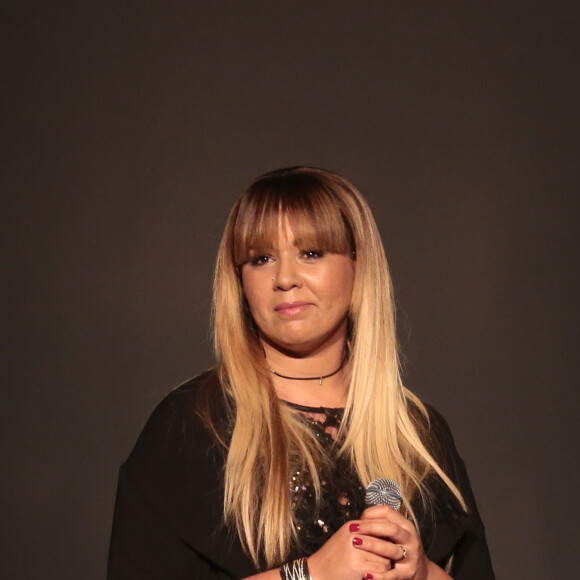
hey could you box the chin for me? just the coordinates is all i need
[275,337,331,356]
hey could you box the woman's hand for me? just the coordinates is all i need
[306,517,394,580]
[246,506,450,580]
[307,506,450,580]
[351,506,451,580]
[355,505,429,579]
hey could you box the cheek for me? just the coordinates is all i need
[241,271,268,314]
[316,267,355,307]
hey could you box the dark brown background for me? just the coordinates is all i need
[3,2,579,578]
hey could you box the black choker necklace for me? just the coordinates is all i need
[268,360,345,386]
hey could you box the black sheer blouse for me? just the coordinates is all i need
[108,371,495,579]
[283,402,366,557]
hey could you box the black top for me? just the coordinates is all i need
[108,371,495,579]
[282,401,367,558]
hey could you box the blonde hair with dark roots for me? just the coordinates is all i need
[212,167,466,569]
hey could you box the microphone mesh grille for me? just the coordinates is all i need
[365,478,403,510]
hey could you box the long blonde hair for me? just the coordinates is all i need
[212,167,466,568]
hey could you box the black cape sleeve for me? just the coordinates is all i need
[107,371,257,579]
[416,405,496,580]
[109,373,495,579]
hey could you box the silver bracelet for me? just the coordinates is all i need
[279,557,312,580]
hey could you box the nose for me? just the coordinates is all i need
[273,257,302,290]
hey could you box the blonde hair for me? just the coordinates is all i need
[212,167,466,568]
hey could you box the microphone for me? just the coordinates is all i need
[365,478,403,510]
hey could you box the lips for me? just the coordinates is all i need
[274,301,312,315]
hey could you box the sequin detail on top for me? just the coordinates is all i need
[284,401,366,557]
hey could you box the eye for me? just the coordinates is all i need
[249,254,273,266]
[302,250,324,260]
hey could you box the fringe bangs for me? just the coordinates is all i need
[232,173,355,266]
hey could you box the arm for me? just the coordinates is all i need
[244,507,448,580]
[108,462,230,580]
[242,572,281,580]
[108,378,256,579]
[421,406,496,580]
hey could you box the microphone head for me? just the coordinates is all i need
[365,478,403,510]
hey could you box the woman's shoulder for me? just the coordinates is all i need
[410,402,495,577]
[407,399,460,465]
[148,368,226,421]
[126,369,229,465]
[422,403,458,454]
[409,400,483,518]
[113,370,255,577]
[152,367,223,408]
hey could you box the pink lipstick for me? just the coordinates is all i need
[274,301,312,315]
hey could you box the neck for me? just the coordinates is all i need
[261,338,348,408]
[268,358,344,384]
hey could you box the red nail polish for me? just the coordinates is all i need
[349,523,360,532]
[352,537,363,546]
[365,574,374,580]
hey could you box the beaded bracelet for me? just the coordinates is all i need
[279,557,313,580]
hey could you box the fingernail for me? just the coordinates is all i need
[352,537,363,546]
[349,523,360,532]
[365,574,374,580]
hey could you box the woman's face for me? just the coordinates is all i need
[240,221,355,356]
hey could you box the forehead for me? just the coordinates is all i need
[231,174,355,264]
[246,216,309,249]
[234,208,351,264]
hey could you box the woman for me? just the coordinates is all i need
[108,167,495,580]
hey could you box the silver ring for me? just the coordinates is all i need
[399,545,407,560]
